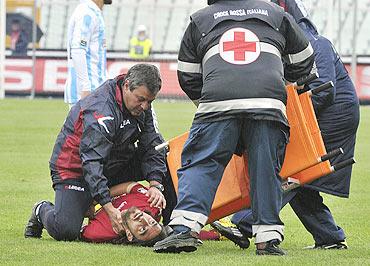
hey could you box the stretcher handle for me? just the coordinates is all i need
[309,81,334,95]
[155,141,169,152]
[319,148,344,162]
[298,81,333,95]
[331,158,356,172]
[297,86,312,95]
[296,72,319,87]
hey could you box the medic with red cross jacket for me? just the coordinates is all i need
[154,0,314,255]
[24,64,167,242]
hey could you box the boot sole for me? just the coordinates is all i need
[211,222,250,249]
[154,239,198,253]
[256,249,286,256]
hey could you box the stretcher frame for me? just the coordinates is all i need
[161,81,354,223]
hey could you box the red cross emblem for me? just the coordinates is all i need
[219,28,260,65]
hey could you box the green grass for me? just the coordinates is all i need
[0,98,369,265]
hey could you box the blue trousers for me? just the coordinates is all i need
[169,118,288,243]
[232,187,346,245]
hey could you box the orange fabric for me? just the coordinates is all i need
[166,132,250,223]
[280,84,320,177]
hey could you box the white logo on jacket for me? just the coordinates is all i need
[120,119,131,128]
[97,116,114,133]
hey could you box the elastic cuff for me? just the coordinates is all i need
[146,174,163,184]
[253,225,284,244]
[169,210,208,233]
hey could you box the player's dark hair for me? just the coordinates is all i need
[130,225,168,247]
[125,64,162,95]
[108,225,168,247]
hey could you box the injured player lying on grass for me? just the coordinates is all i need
[80,181,169,246]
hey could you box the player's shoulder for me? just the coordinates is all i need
[71,2,101,21]
[83,96,114,118]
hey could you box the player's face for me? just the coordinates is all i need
[123,207,162,241]
[123,81,156,116]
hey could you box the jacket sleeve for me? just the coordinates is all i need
[80,108,116,206]
[177,20,203,103]
[137,107,167,184]
[305,37,337,114]
[280,14,315,82]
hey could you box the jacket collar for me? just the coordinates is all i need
[81,0,102,13]
[114,74,126,112]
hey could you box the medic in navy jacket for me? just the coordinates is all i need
[49,73,166,207]
[25,64,166,241]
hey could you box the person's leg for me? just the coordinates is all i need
[38,183,93,241]
[162,166,178,226]
[243,119,288,255]
[154,120,240,252]
[289,187,346,248]
[230,209,253,238]
[231,190,297,239]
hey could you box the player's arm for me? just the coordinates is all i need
[70,12,96,98]
[109,182,139,197]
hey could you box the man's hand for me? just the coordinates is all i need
[146,183,166,209]
[102,202,124,235]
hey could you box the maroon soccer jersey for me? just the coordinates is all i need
[81,184,161,242]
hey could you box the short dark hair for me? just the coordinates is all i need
[125,64,162,95]
[109,225,168,247]
[130,225,168,247]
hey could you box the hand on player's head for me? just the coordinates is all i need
[121,207,162,243]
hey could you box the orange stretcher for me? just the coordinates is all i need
[161,78,354,223]
[166,132,251,222]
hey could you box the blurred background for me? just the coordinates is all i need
[0,0,369,101]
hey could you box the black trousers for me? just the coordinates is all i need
[39,183,92,241]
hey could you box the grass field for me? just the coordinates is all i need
[0,98,369,265]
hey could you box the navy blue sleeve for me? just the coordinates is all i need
[137,107,167,184]
[80,108,116,206]
[177,21,203,101]
[280,14,315,82]
[306,36,336,114]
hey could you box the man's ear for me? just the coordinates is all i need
[123,79,130,92]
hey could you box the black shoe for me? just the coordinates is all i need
[211,221,250,249]
[305,240,348,250]
[256,239,287,256]
[153,231,199,253]
[24,201,48,238]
